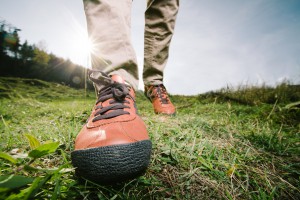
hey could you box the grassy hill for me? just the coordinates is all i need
[0,77,299,199]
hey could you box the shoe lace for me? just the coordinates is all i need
[151,85,170,104]
[87,70,133,122]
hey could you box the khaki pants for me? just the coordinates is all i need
[83,0,179,91]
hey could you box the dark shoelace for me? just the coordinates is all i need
[87,70,133,122]
[149,85,170,104]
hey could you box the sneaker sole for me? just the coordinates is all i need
[71,140,152,184]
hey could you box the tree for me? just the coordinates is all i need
[20,40,34,63]
[0,22,9,57]
[10,29,21,58]
[2,28,21,58]
[32,46,50,67]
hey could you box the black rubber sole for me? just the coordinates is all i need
[71,140,152,184]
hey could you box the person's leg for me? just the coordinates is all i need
[84,0,139,91]
[71,0,151,184]
[143,0,179,115]
[143,0,179,85]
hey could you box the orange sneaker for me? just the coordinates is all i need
[144,84,176,115]
[71,74,152,183]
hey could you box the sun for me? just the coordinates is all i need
[69,34,95,68]
[87,38,94,53]
[73,35,109,68]
[66,24,96,68]
[63,11,97,68]
[82,37,96,56]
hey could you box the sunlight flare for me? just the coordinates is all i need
[63,9,95,68]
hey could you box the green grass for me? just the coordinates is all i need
[0,77,299,199]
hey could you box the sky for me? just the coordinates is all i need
[0,0,300,95]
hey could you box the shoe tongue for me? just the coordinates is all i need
[111,74,125,84]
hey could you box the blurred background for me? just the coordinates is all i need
[0,0,299,94]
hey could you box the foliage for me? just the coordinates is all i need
[0,133,70,200]
[19,41,34,64]
[0,77,299,199]
[0,20,91,89]
[199,82,300,106]
[0,21,20,58]
[32,47,50,67]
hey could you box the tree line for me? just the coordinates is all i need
[0,20,91,89]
